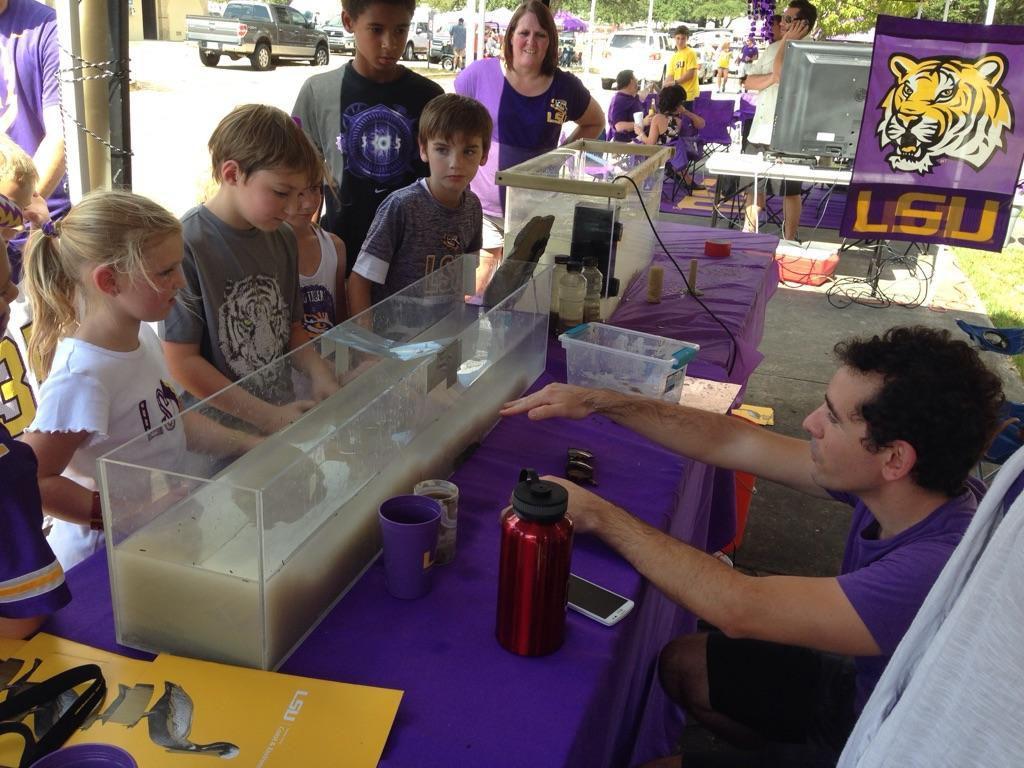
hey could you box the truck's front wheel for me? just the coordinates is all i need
[251,42,272,71]
[312,43,329,66]
[403,41,415,61]
[199,49,221,67]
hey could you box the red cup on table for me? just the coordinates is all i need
[704,239,732,257]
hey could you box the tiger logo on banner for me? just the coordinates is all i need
[877,53,1014,174]
[841,15,1024,252]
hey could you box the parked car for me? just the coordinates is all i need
[320,15,354,54]
[403,20,431,60]
[597,30,673,90]
[186,1,330,71]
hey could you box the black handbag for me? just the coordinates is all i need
[0,663,105,768]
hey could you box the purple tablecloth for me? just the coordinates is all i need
[43,223,778,768]
[610,224,779,386]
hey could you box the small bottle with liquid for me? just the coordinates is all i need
[557,261,587,333]
[581,256,603,324]
[549,255,570,333]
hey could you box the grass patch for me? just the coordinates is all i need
[953,242,1024,379]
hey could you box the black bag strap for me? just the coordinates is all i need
[0,663,106,768]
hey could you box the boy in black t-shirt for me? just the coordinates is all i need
[292,0,443,275]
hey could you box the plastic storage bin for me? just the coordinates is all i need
[559,322,699,400]
[99,255,551,670]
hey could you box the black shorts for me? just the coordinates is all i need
[685,633,858,768]
[741,142,803,197]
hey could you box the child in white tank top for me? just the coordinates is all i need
[288,180,348,337]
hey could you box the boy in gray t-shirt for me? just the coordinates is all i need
[161,105,339,434]
[349,94,493,313]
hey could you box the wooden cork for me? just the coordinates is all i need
[646,266,664,303]
[687,259,703,296]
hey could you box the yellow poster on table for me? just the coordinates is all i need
[0,637,26,662]
[0,634,402,768]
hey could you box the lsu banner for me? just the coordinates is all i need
[840,15,1024,251]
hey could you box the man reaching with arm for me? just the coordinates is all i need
[501,325,1004,767]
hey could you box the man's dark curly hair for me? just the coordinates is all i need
[834,326,1004,496]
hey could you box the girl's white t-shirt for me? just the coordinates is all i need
[28,324,186,570]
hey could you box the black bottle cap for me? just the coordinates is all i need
[512,469,568,522]
[582,255,598,267]
[554,254,571,264]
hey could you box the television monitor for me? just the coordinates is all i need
[770,41,873,159]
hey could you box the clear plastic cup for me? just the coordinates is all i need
[414,479,459,565]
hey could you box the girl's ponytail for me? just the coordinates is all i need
[23,226,77,381]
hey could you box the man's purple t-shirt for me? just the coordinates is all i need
[0,423,71,619]
[608,91,642,143]
[0,0,70,277]
[455,58,590,218]
[832,478,982,712]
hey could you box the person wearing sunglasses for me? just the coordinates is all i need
[739,0,816,243]
[501,325,1004,767]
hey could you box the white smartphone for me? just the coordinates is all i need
[567,574,635,626]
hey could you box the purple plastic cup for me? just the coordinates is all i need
[30,744,138,768]
[379,494,442,599]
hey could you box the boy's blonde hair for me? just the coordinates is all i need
[22,189,181,381]
[418,94,493,158]
[209,104,323,184]
[0,135,39,200]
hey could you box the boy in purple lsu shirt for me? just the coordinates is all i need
[501,326,1004,767]
[0,226,70,638]
[0,0,69,281]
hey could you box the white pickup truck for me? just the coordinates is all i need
[186,1,330,71]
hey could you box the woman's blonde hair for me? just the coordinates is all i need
[22,189,181,381]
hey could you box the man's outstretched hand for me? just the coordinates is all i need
[500,383,600,422]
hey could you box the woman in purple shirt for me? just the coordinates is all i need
[455,0,604,258]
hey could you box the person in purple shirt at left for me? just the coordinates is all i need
[454,0,604,264]
[0,0,69,282]
[608,70,644,143]
[0,214,70,639]
[503,326,1005,767]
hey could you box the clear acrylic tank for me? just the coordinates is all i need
[496,139,670,317]
[99,256,551,670]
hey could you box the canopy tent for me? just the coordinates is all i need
[486,7,516,30]
[554,10,588,31]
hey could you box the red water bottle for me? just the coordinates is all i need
[496,469,574,656]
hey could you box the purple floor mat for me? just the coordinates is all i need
[660,175,848,231]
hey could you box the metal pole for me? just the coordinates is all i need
[81,0,111,189]
[477,0,486,66]
[942,0,951,21]
[985,0,996,24]
[108,0,132,188]
[587,0,596,72]
[646,0,654,40]
[54,0,89,200]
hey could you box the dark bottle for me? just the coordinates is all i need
[549,254,571,332]
[496,469,574,656]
